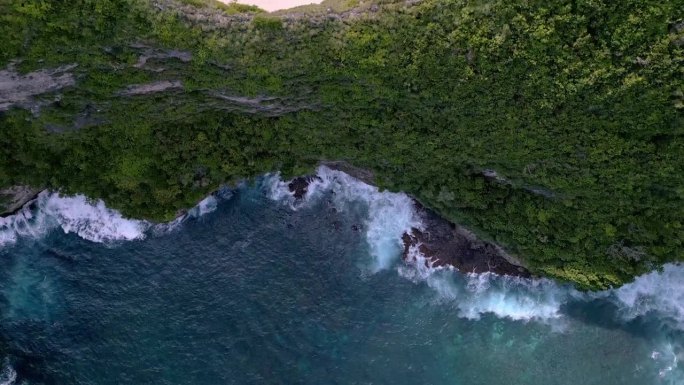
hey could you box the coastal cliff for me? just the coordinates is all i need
[1,0,682,289]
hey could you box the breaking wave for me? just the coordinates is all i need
[266,166,422,271]
[3,169,682,337]
[612,264,684,330]
[0,192,149,247]
[398,249,575,322]
[268,167,684,335]
[0,189,230,248]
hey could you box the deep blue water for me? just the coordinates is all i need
[0,168,682,384]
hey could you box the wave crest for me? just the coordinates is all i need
[0,192,149,247]
[612,264,684,330]
[267,166,423,271]
[399,250,572,322]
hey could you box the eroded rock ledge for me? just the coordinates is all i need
[402,202,529,277]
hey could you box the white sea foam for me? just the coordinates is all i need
[611,264,684,330]
[152,190,232,235]
[398,251,572,322]
[0,187,236,247]
[0,360,16,385]
[270,167,572,322]
[267,166,422,271]
[188,195,219,218]
[265,172,296,205]
[400,246,684,328]
[268,166,684,328]
[0,191,149,247]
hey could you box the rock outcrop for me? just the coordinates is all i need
[402,201,529,277]
[287,175,322,199]
[0,186,42,216]
[0,63,77,114]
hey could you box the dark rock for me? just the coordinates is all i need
[287,175,322,199]
[284,165,530,277]
[402,201,530,277]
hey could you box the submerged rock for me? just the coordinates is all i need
[402,201,530,277]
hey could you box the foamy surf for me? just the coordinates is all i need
[0,360,16,385]
[269,167,571,323]
[151,190,232,235]
[0,192,149,247]
[268,167,684,331]
[266,165,423,271]
[611,263,684,330]
[0,188,235,248]
[401,244,684,332]
[399,251,573,322]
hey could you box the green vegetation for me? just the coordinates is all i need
[0,0,682,289]
[178,0,264,14]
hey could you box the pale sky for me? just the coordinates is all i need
[226,0,324,12]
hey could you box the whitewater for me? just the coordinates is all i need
[0,166,682,384]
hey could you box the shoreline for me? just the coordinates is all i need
[1,163,529,279]
[287,163,531,279]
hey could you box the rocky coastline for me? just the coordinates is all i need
[2,164,528,279]
[287,166,530,278]
[401,201,530,277]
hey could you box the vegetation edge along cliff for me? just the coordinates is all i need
[1,0,682,289]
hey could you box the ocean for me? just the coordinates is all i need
[0,166,681,384]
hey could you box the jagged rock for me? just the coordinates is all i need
[402,201,530,277]
[288,175,322,199]
[0,186,42,216]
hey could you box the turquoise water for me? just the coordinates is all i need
[0,167,682,384]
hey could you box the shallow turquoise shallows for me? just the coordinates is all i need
[0,169,682,385]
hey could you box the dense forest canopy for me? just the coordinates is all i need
[0,0,682,289]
